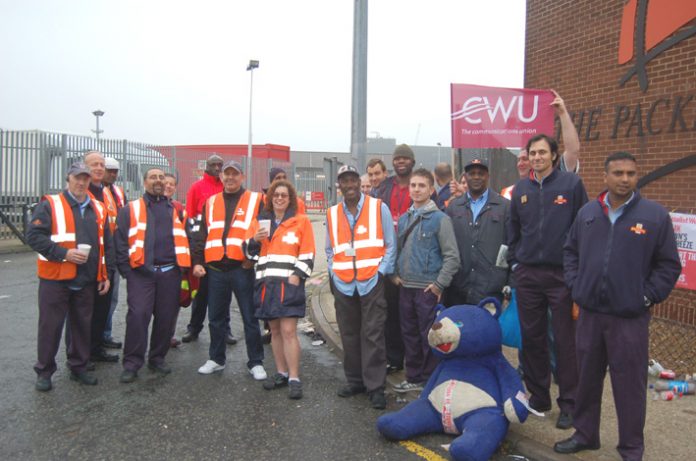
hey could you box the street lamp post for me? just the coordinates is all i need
[92,110,104,143]
[246,60,259,189]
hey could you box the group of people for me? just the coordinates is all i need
[29,152,314,400]
[28,91,682,460]
[327,93,681,461]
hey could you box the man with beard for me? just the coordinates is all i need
[445,158,510,306]
[115,168,191,383]
[326,165,396,409]
[182,155,237,346]
[371,144,415,374]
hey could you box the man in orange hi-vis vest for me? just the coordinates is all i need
[26,162,115,392]
[84,150,121,364]
[113,168,191,384]
[191,160,267,380]
[325,165,396,410]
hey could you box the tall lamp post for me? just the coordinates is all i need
[246,60,259,189]
[92,110,104,143]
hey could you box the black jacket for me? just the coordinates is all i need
[507,168,588,268]
[27,190,115,286]
[446,190,510,304]
[564,191,681,318]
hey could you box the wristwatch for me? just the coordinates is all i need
[643,296,653,308]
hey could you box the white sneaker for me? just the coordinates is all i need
[249,365,267,381]
[392,380,425,393]
[198,360,225,374]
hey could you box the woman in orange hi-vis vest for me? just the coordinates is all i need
[244,180,315,400]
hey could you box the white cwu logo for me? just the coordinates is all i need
[282,231,299,245]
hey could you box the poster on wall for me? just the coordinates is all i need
[450,84,555,149]
[670,213,696,291]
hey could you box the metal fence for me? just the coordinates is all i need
[0,130,293,240]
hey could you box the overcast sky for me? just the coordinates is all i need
[0,0,526,152]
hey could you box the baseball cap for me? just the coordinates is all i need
[104,157,120,170]
[337,164,359,180]
[67,162,91,177]
[222,160,243,173]
[464,157,489,172]
[207,154,224,164]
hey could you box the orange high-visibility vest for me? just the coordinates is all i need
[501,185,515,200]
[111,184,125,208]
[37,193,107,282]
[245,214,315,281]
[204,190,261,263]
[88,186,118,233]
[127,197,191,269]
[326,195,385,283]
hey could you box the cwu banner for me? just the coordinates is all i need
[670,212,696,291]
[450,84,556,149]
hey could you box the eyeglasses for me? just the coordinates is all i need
[273,193,289,199]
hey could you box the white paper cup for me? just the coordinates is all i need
[77,244,92,257]
[259,219,271,234]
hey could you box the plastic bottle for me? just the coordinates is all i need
[654,390,676,401]
[652,380,695,394]
[648,360,664,377]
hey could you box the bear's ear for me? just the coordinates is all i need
[477,297,502,319]
[434,303,447,317]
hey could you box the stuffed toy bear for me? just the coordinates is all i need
[377,297,529,461]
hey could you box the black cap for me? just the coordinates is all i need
[464,157,489,172]
[337,164,359,180]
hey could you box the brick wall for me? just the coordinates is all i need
[525,0,696,327]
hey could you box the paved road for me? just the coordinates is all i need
[0,251,492,461]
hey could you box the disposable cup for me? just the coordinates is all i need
[259,219,271,234]
[77,244,92,257]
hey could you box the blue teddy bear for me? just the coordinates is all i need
[377,298,529,461]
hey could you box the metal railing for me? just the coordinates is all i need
[0,130,292,240]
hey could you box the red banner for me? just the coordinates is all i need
[450,84,556,149]
[670,213,696,291]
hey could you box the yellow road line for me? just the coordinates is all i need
[398,440,448,461]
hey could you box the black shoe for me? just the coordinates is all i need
[556,412,573,429]
[369,390,387,409]
[66,361,96,372]
[90,349,119,363]
[553,437,600,454]
[147,362,172,375]
[120,369,138,383]
[182,331,198,343]
[337,384,367,398]
[35,377,52,392]
[529,400,552,413]
[102,337,122,349]
[263,373,289,390]
[386,364,403,374]
[225,333,238,345]
[262,331,272,345]
[70,371,98,385]
[288,380,303,400]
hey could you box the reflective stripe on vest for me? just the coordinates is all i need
[248,216,315,280]
[101,187,119,233]
[326,195,385,283]
[37,193,107,281]
[127,198,191,269]
[204,190,261,263]
[112,184,125,208]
